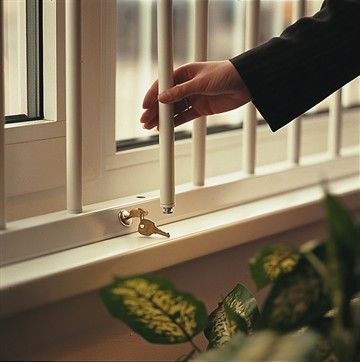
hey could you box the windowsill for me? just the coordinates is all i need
[1,175,359,318]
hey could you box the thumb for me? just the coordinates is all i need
[158,80,195,103]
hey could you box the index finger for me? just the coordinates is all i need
[142,65,193,109]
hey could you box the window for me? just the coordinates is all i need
[0,0,359,319]
[1,0,359,262]
[4,0,43,123]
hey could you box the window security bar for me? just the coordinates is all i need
[328,89,342,157]
[0,1,5,230]
[243,0,259,174]
[65,0,83,214]
[287,0,305,165]
[192,0,208,187]
[139,0,152,84]
[154,0,260,210]
[232,1,245,56]
[157,0,175,214]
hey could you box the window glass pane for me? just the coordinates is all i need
[116,0,155,141]
[3,0,27,116]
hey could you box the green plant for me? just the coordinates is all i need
[101,193,360,361]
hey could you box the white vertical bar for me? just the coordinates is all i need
[232,0,245,55]
[272,0,286,36]
[287,0,305,165]
[139,0,153,84]
[139,0,152,65]
[231,0,245,125]
[192,0,208,186]
[0,0,6,229]
[287,117,301,164]
[138,0,153,137]
[328,89,342,157]
[187,0,195,62]
[65,0,82,213]
[157,0,175,214]
[243,0,259,175]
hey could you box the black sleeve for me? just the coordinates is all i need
[229,0,360,132]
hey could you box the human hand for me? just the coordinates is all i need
[140,60,251,129]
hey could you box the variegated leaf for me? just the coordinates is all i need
[204,284,259,349]
[249,244,301,290]
[260,260,330,332]
[100,275,208,344]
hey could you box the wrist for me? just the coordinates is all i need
[226,60,252,101]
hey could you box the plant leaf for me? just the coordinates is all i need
[204,301,239,349]
[324,193,360,329]
[249,244,301,290]
[260,260,330,332]
[194,330,320,362]
[100,275,208,344]
[308,315,339,361]
[314,335,338,362]
[324,193,358,251]
[204,284,259,348]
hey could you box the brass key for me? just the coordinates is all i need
[138,219,170,238]
[127,208,148,220]
[118,208,149,227]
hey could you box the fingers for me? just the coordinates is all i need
[141,98,194,129]
[158,79,197,104]
[143,64,195,109]
[141,104,162,130]
[143,80,158,109]
[141,63,199,130]
[147,107,200,130]
[140,107,158,129]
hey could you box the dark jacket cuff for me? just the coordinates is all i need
[230,0,360,132]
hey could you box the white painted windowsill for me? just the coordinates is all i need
[0,175,359,318]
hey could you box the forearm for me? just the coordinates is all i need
[230,0,360,131]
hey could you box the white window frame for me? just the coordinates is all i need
[1,0,359,315]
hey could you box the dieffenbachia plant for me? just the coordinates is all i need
[100,193,360,361]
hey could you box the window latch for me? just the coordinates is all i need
[118,208,170,238]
